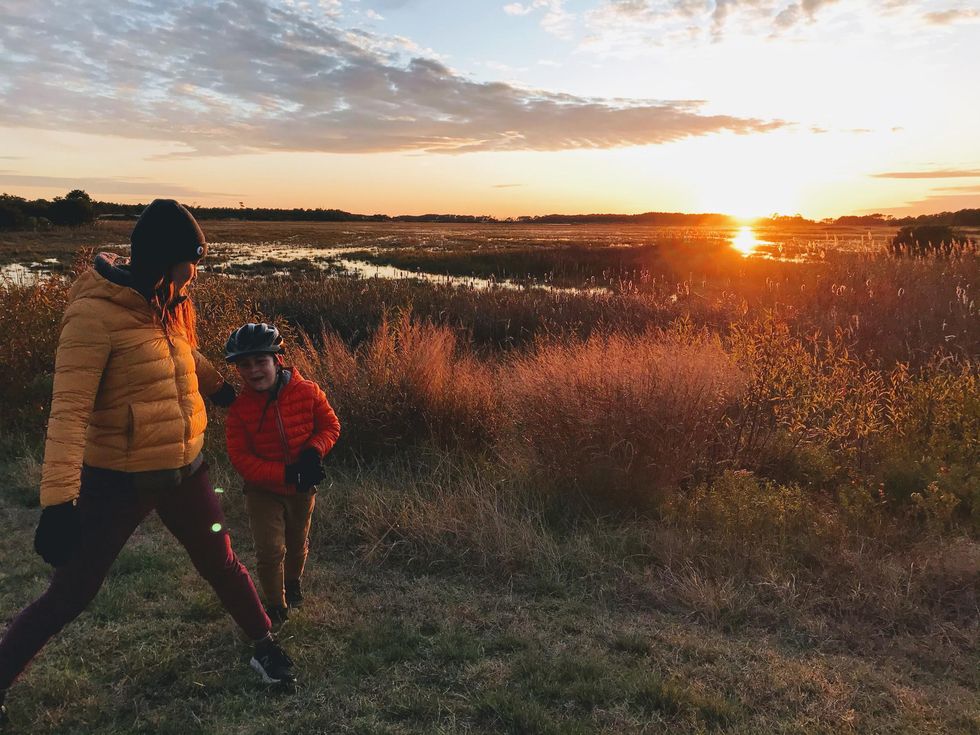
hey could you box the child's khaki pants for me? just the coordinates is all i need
[244,489,315,608]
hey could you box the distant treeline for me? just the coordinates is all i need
[832,210,980,227]
[515,212,736,225]
[2,189,979,230]
[1,190,97,229]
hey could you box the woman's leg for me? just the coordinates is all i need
[283,493,315,587]
[244,490,288,609]
[0,467,151,689]
[155,464,270,640]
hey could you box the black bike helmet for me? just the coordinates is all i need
[225,323,284,363]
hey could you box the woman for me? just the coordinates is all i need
[0,200,294,726]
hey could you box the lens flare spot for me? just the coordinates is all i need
[214,487,225,494]
[211,523,223,533]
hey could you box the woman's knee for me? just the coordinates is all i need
[41,575,105,622]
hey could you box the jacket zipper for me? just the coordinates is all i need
[274,401,291,464]
[164,329,190,452]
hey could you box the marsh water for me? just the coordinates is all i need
[0,222,896,289]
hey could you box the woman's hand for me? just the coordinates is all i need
[34,501,81,567]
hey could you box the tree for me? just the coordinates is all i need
[48,189,95,227]
[0,194,28,230]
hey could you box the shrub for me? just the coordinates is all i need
[501,326,746,510]
[665,470,828,570]
[891,225,969,256]
[292,313,496,457]
[0,275,72,441]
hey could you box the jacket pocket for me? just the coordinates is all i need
[127,402,173,452]
[89,406,128,431]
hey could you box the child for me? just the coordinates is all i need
[224,323,341,626]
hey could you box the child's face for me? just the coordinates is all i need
[235,353,277,392]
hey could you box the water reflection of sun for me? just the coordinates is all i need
[730,226,759,257]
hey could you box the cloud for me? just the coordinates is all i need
[933,184,980,193]
[872,169,980,179]
[503,0,575,39]
[923,7,980,25]
[492,183,523,188]
[579,0,924,53]
[365,9,385,20]
[504,3,534,15]
[876,190,980,216]
[0,172,238,198]
[0,0,784,156]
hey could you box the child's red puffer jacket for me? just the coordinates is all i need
[226,367,341,495]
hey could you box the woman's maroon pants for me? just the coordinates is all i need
[0,462,271,689]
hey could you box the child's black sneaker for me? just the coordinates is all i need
[0,688,8,728]
[250,635,296,685]
[284,579,304,609]
[264,604,289,629]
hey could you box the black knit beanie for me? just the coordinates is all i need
[130,199,207,291]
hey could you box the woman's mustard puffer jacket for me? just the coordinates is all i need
[39,253,223,507]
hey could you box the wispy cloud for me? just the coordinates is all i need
[923,7,980,25]
[872,169,980,179]
[934,184,980,192]
[492,183,523,188]
[575,0,933,54]
[504,3,535,15]
[502,0,575,39]
[877,190,980,216]
[0,172,238,198]
[0,0,784,156]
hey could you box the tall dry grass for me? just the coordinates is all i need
[291,312,496,455]
[0,241,977,660]
[500,326,745,509]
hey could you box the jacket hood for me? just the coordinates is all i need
[69,253,153,312]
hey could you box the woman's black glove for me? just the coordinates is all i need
[285,449,325,493]
[209,382,237,408]
[34,501,81,567]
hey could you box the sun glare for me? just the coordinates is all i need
[730,226,759,257]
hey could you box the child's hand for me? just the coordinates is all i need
[286,448,325,491]
[209,381,237,407]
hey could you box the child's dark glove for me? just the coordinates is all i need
[209,382,237,408]
[34,501,81,567]
[286,449,325,492]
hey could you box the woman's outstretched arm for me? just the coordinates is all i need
[39,300,110,507]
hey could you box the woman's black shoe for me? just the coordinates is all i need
[250,636,296,684]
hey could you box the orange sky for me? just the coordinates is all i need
[1,1,978,218]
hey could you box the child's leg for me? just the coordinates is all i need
[155,465,271,640]
[0,467,152,689]
[283,493,315,586]
[243,490,288,609]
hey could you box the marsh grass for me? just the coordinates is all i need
[1,222,978,732]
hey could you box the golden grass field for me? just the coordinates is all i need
[0,220,977,733]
